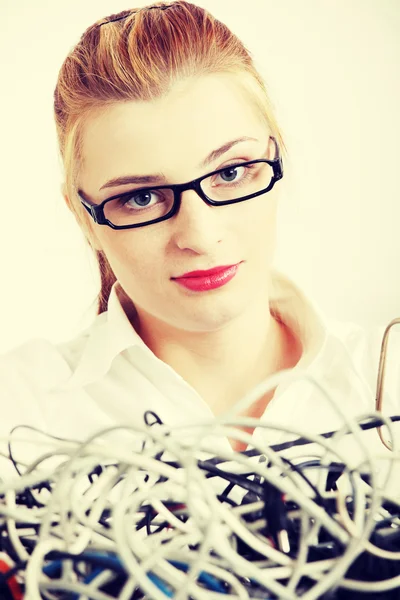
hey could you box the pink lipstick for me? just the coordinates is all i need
[173,263,240,292]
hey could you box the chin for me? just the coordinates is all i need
[174,298,247,333]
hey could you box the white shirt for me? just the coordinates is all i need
[1,270,399,486]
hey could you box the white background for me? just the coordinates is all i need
[1,0,399,354]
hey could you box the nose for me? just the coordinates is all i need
[170,188,223,253]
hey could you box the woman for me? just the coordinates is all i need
[0,2,398,466]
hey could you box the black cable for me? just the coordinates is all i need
[2,414,399,599]
[0,575,15,600]
[205,415,400,466]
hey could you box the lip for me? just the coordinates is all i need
[172,263,241,292]
[177,264,240,278]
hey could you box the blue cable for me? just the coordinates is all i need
[169,559,227,593]
[42,553,125,600]
[42,560,62,578]
[42,552,227,596]
[147,571,174,597]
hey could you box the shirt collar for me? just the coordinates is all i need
[63,283,144,388]
[64,269,328,388]
[269,269,328,370]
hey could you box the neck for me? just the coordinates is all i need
[135,292,290,416]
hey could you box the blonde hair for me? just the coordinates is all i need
[53,1,285,314]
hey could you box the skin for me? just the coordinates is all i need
[75,73,302,426]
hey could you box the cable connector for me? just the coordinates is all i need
[262,480,290,553]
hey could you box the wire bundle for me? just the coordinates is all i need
[0,370,399,599]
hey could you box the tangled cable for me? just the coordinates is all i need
[0,368,399,600]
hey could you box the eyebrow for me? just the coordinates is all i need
[98,136,259,191]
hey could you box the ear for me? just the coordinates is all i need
[61,183,73,213]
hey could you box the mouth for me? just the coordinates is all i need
[172,263,242,292]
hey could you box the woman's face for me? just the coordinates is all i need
[78,74,281,333]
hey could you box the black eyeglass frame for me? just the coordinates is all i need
[78,136,283,230]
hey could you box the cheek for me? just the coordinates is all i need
[96,229,164,285]
[235,193,278,242]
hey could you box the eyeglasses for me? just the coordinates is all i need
[78,136,283,230]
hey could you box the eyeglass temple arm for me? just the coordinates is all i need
[81,199,93,216]
[79,194,108,225]
[270,136,283,177]
[375,317,400,450]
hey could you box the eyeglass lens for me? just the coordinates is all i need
[103,161,274,227]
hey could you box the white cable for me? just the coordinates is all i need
[0,383,397,599]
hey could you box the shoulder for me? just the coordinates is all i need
[0,323,97,427]
[325,316,394,366]
[325,316,400,413]
[1,323,95,384]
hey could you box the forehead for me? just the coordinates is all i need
[79,73,268,192]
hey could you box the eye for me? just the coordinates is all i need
[211,165,250,188]
[123,190,157,209]
[217,165,246,184]
[105,187,174,225]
